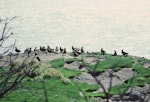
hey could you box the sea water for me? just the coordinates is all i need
[0,0,150,58]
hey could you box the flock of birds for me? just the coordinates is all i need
[15,46,67,61]
[14,46,129,62]
[15,46,66,54]
[100,48,128,56]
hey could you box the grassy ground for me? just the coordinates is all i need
[0,53,150,102]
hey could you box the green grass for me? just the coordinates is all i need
[132,63,150,77]
[85,83,131,98]
[135,57,150,65]
[1,54,150,101]
[113,67,121,72]
[89,83,131,98]
[65,58,83,64]
[87,92,106,98]
[48,58,65,68]
[69,52,74,57]
[92,56,133,73]
[0,60,98,102]
[1,77,97,102]
[123,63,150,87]
[126,76,150,87]
[59,68,82,78]
[109,84,130,96]
[77,82,99,92]
[87,83,131,98]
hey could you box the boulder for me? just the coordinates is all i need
[74,72,97,84]
[64,61,81,70]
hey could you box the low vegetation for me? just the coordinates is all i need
[58,68,82,78]
[0,53,150,102]
[91,56,133,73]
[1,77,96,102]
[48,58,65,68]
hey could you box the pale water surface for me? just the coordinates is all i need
[0,0,150,58]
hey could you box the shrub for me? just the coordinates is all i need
[33,63,70,83]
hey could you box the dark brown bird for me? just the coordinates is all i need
[63,48,66,54]
[60,47,63,52]
[47,46,54,53]
[112,50,117,56]
[55,47,59,52]
[81,47,84,53]
[72,46,74,50]
[28,48,32,55]
[121,49,128,56]
[101,48,105,55]
[24,48,29,53]
[36,56,41,62]
[15,47,21,53]
[40,46,42,51]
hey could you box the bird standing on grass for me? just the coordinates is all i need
[121,49,128,56]
[112,50,117,56]
[81,47,84,53]
[101,48,105,55]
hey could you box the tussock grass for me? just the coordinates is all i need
[59,68,82,78]
[132,63,150,77]
[77,82,99,92]
[92,56,133,73]
[1,77,98,102]
[48,58,65,68]
[123,63,150,87]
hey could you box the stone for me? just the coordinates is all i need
[83,57,99,65]
[143,62,150,68]
[64,61,81,70]
[74,72,97,84]
[113,68,137,82]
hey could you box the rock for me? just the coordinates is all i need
[143,62,150,68]
[110,95,120,101]
[110,84,150,102]
[92,97,106,102]
[128,94,143,101]
[79,66,90,72]
[74,72,97,84]
[64,61,81,70]
[83,57,99,65]
[95,70,123,92]
[111,94,143,102]
[95,68,137,92]
[127,84,150,101]
[113,68,137,82]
